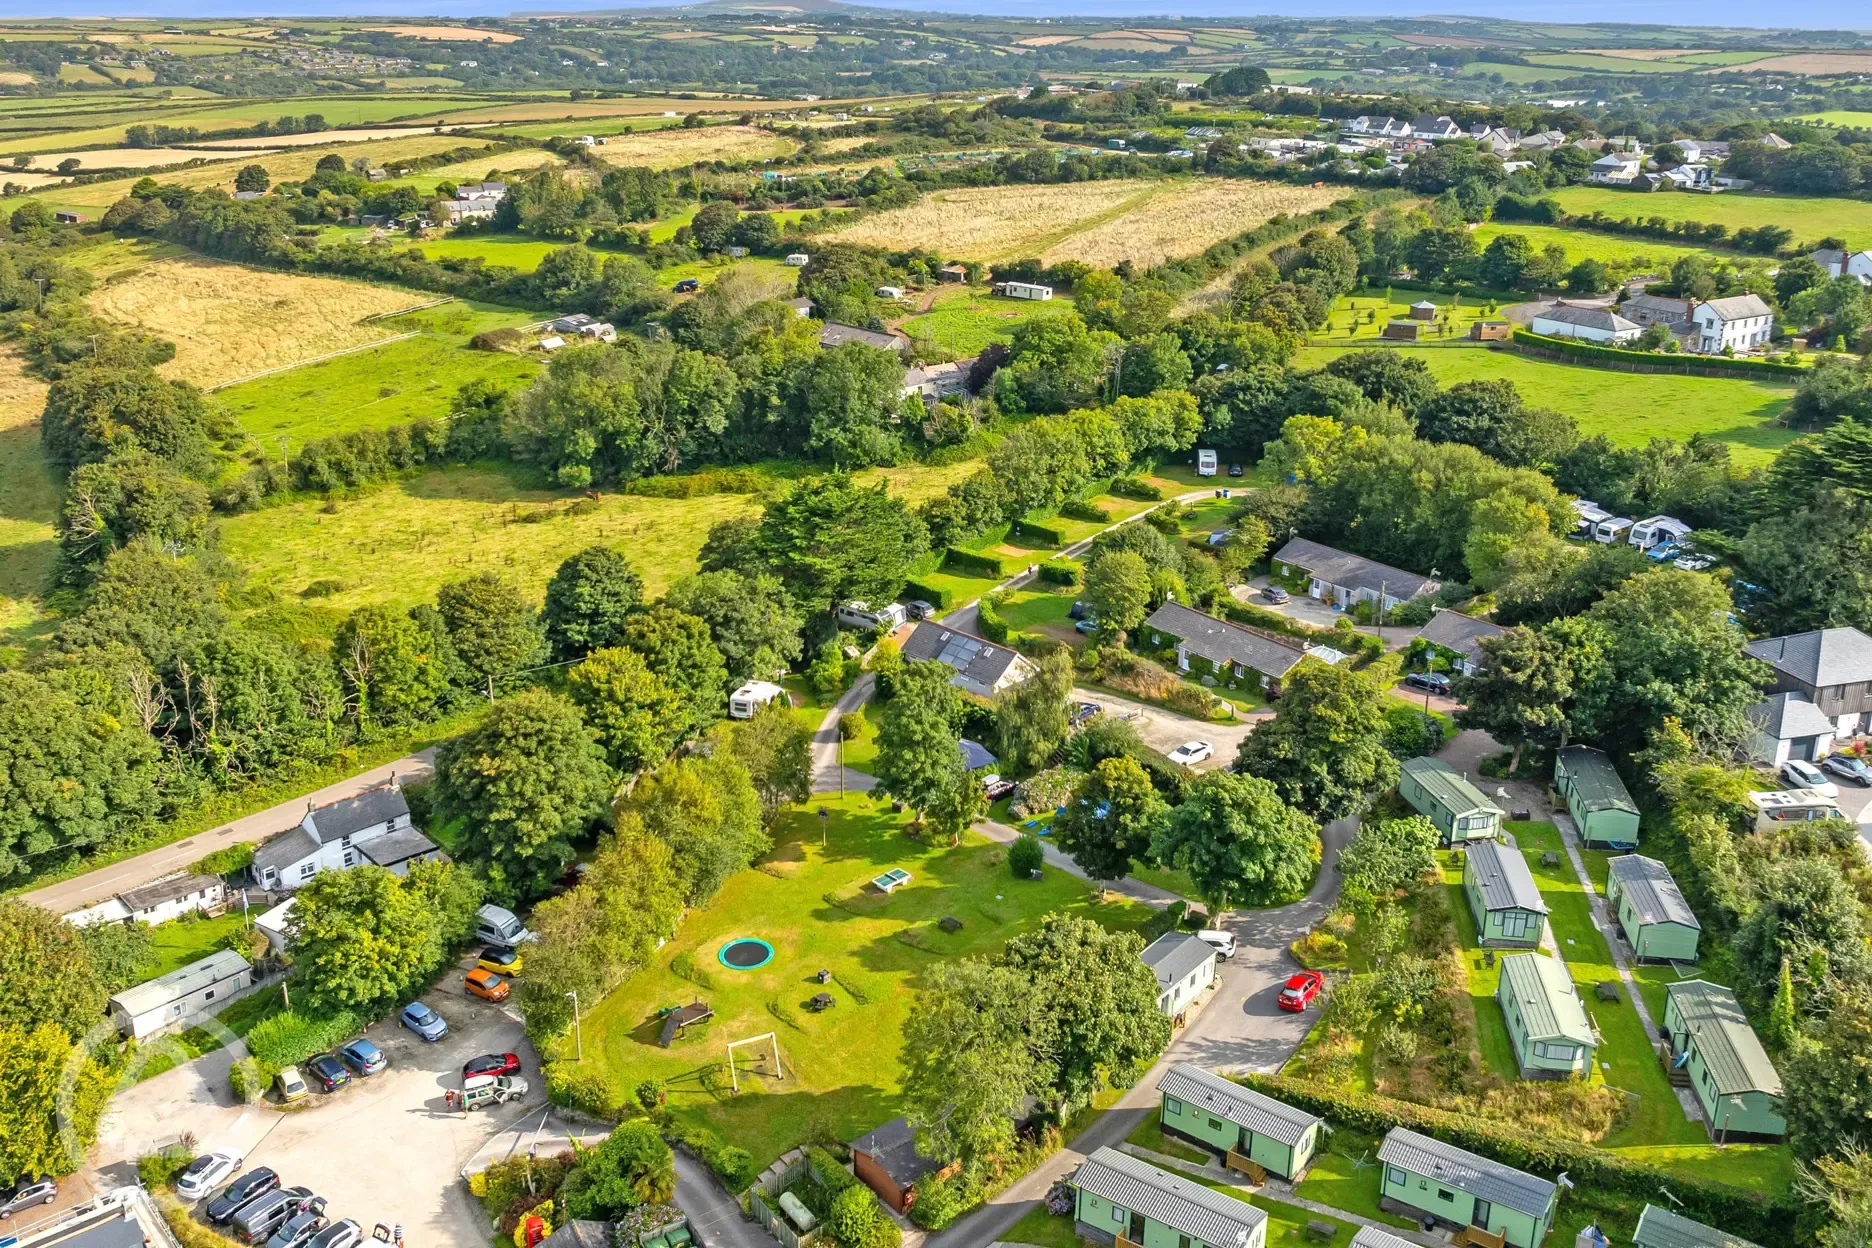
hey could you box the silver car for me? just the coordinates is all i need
[1822,754,1872,786]
[175,1153,242,1201]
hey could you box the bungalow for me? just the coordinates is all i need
[1530,302,1642,345]
[1271,538,1440,613]
[1378,1128,1557,1248]
[1399,757,1503,846]
[252,782,444,892]
[901,359,973,404]
[1462,839,1547,948]
[1633,1204,1761,1248]
[1417,609,1503,677]
[1605,855,1701,963]
[1689,294,1773,355]
[1746,692,1840,766]
[895,620,1037,698]
[1141,932,1216,1022]
[1141,601,1311,695]
[1072,1147,1268,1248]
[851,1117,957,1214]
[1496,953,1596,1079]
[1746,626,1872,742]
[819,322,910,354]
[1663,980,1785,1141]
[1410,115,1463,139]
[1552,747,1640,848]
[108,950,253,1042]
[1155,1063,1325,1181]
[65,873,228,929]
[1588,153,1642,184]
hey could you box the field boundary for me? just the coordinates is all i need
[1501,338,1803,384]
[207,331,420,392]
[364,297,456,321]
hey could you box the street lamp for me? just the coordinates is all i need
[565,990,582,1062]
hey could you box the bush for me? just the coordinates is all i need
[1009,833,1045,878]
[1060,499,1110,524]
[673,1121,756,1191]
[807,1145,858,1194]
[299,578,344,599]
[902,579,951,609]
[976,595,1010,644]
[1382,705,1445,760]
[1038,560,1079,586]
[1013,519,1069,546]
[190,842,255,877]
[635,1078,666,1111]
[942,547,1011,579]
[546,1063,620,1118]
[1384,595,1437,628]
[1110,476,1163,500]
[244,1008,362,1069]
[837,712,862,741]
[138,1145,194,1189]
[470,327,529,352]
[229,1056,273,1104]
[160,1194,236,1248]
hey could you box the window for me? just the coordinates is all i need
[1111,1207,1126,1225]
[1208,1117,1223,1132]
[299,863,316,880]
[1165,1097,1183,1116]
[1387,1167,1406,1187]
[1437,1189,1455,1204]
[204,989,215,1002]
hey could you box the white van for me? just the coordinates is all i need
[1748,788,1846,832]
[836,601,907,632]
[474,904,533,947]
[1196,449,1218,477]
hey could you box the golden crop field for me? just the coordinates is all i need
[589,125,798,169]
[1727,52,1872,73]
[831,179,1164,261]
[1042,179,1345,268]
[0,72,33,86]
[189,126,458,148]
[0,348,56,638]
[363,24,523,41]
[1578,47,1718,59]
[441,97,752,124]
[87,257,426,389]
[28,145,278,170]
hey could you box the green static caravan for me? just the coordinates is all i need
[1071,1146,1268,1248]
[1377,1127,1558,1248]
[1604,855,1701,964]
[1662,980,1786,1142]
[1632,1204,1762,1248]
[1155,1062,1325,1181]
[1552,746,1641,848]
[1141,600,1311,696]
[1462,838,1548,948]
[1349,1232,1418,1248]
[1496,953,1596,1080]
[1399,757,1503,846]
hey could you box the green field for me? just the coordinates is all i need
[1472,222,1732,271]
[1522,53,1701,74]
[146,912,253,978]
[1546,185,1872,250]
[901,286,1075,355]
[1293,344,1798,464]
[1795,110,1872,129]
[1316,291,1496,344]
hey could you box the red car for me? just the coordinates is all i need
[1277,970,1324,1012]
[463,1053,521,1080]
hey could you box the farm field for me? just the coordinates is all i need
[187,125,471,149]
[1797,110,1872,129]
[1545,185,1872,250]
[87,254,430,389]
[1471,222,1731,271]
[1292,344,1799,464]
[899,285,1075,354]
[1314,290,1497,343]
[0,350,56,646]
[1038,179,1344,268]
[1727,53,1872,74]
[585,125,798,169]
[13,146,269,171]
[1522,52,1701,73]
[11,95,494,151]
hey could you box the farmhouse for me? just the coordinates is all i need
[1552,746,1640,847]
[1690,294,1773,354]
[1605,855,1701,963]
[1496,953,1596,1079]
[1622,293,1694,327]
[1378,1128,1557,1247]
[1416,609,1503,677]
[851,1117,957,1214]
[819,322,910,354]
[1633,1204,1761,1248]
[1156,1063,1325,1181]
[1399,758,1502,846]
[108,950,253,1042]
[1810,248,1872,286]
[901,359,973,404]
[65,873,227,929]
[1530,302,1643,344]
[1462,838,1547,948]
[895,620,1037,698]
[1271,538,1440,613]
[1141,601,1311,694]
[1071,1147,1268,1248]
[1662,980,1785,1142]
[1140,931,1216,1022]
[253,782,444,892]
[1745,626,1872,743]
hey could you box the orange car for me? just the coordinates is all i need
[464,968,510,1003]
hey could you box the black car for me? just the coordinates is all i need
[306,1053,350,1093]
[0,1177,57,1219]
[207,1168,280,1224]
[1227,463,1244,477]
[1403,671,1452,696]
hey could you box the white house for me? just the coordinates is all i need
[895,620,1037,699]
[1811,249,1872,286]
[1409,114,1462,139]
[1141,932,1216,1021]
[252,783,444,892]
[1589,154,1642,185]
[65,873,227,929]
[254,895,297,953]
[901,359,973,404]
[108,950,253,1042]
[1531,302,1643,345]
[1690,294,1773,354]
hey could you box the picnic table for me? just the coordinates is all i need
[872,868,912,893]
[808,992,834,1012]
[1304,1220,1336,1242]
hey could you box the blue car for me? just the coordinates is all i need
[338,1039,386,1077]
[306,1053,350,1093]
[400,1002,448,1043]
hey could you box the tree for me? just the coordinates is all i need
[749,474,928,616]
[77,921,154,993]
[41,364,218,477]
[875,659,966,825]
[621,755,766,906]
[717,703,812,826]
[622,603,729,734]
[664,569,803,682]
[507,344,641,488]
[332,604,454,727]
[542,546,643,661]
[1084,550,1152,640]
[1153,770,1319,911]
[1735,857,1870,1006]
[234,164,269,193]
[1785,989,1872,1161]
[1479,232,1539,292]
[1008,833,1044,877]
[562,1122,676,1219]
[797,343,908,466]
[437,573,543,691]
[688,200,739,254]
[436,690,614,902]
[1798,1145,1872,1248]
[287,864,445,1015]
[1336,814,1438,913]
[566,647,686,773]
[901,960,1039,1164]
[1050,756,1166,885]
[1323,350,1439,414]
[0,900,110,1040]
[1452,626,1573,772]
[733,211,781,253]
[1205,65,1270,95]
[56,452,210,582]
[1117,333,1193,397]
[1765,957,1798,1054]
[994,314,1114,415]
[993,648,1073,774]
[0,1024,114,1186]
[1236,663,1398,819]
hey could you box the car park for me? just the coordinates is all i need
[1166,741,1213,767]
[207,1168,280,1224]
[1277,971,1324,1012]
[401,1002,448,1042]
[338,1039,385,1077]
[0,1177,57,1219]
[465,968,510,1002]
[1262,585,1290,605]
[463,1052,522,1079]
[1403,671,1451,695]
[306,1054,350,1093]
[275,1067,308,1102]
[1197,930,1236,959]
[1822,754,1872,786]
[176,1153,242,1201]
[306,1218,364,1248]
[477,945,523,975]
[1781,758,1840,798]
[231,1187,315,1244]
[265,1203,330,1248]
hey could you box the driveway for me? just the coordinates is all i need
[91,957,537,1245]
[1233,579,1418,651]
[1072,686,1265,769]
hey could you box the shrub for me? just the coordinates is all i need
[138,1145,194,1189]
[160,1194,236,1248]
[1382,705,1445,759]
[244,1008,361,1069]
[190,842,255,877]
[1013,519,1069,546]
[546,1063,620,1119]
[470,327,529,351]
[635,1078,666,1111]
[976,595,1010,644]
[299,578,344,599]
[1110,476,1163,500]
[827,1184,881,1245]
[838,712,863,741]
[1510,328,1806,378]
[808,1145,858,1194]
[671,950,716,991]
[942,547,1010,579]
[229,1056,273,1104]
[673,1121,757,1191]
[1009,833,1045,878]
[1038,560,1079,586]
[1060,499,1110,524]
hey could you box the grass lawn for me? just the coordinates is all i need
[1292,1144,1419,1230]
[1200,1179,1362,1247]
[899,285,1075,355]
[1005,1208,1090,1248]
[1547,184,1872,251]
[1470,222,1735,271]
[1443,860,1521,1082]
[1292,344,1798,466]
[1314,290,1495,344]
[996,579,1084,646]
[145,912,253,978]
[1123,1113,1214,1164]
[571,792,1155,1169]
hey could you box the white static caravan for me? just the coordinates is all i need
[729,681,786,719]
[784,253,810,267]
[1196,449,1218,477]
[1002,281,1053,301]
[1747,788,1846,832]
[108,950,253,1042]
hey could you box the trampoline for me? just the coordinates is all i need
[718,937,775,970]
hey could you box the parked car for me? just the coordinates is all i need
[275,1067,308,1103]
[1822,754,1872,786]
[176,1153,242,1201]
[338,1039,385,1077]
[473,903,533,948]
[207,1168,279,1224]
[401,1002,448,1042]
[981,774,1016,801]
[463,1053,522,1080]
[465,968,511,1002]
[1227,463,1244,478]
[1781,758,1840,798]
[306,1053,350,1093]
[306,1219,364,1248]
[905,600,937,621]
[1197,930,1236,960]
[1262,585,1290,605]
[1074,616,1099,634]
[1068,600,1090,621]
[1403,671,1451,696]
[1673,553,1716,571]
[1166,741,1213,767]
[266,1202,330,1248]
[1277,970,1324,1013]
[460,1074,529,1111]
[0,1177,57,1219]
[478,945,523,975]
[1069,701,1103,728]
[672,278,699,294]
[1644,542,1680,563]
[231,1187,315,1244]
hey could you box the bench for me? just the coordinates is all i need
[1304,1220,1336,1242]
[872,868,912,893]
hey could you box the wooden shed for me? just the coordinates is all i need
[1382,320,1422,341]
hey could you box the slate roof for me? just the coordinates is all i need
[1350,1231,1419,1248]
[1608,855,1700,931]
[1417,610,1502,663]
[1555,746,1639,816]
[1624,294,1694,320]
[1634,1204,1762,1248]
[1156,1063,1322,1148]
[118,873,222,913]
[1666,980,1782,1097]
[959,739,998,771]
[1141,932,1216,990]
[1536,303,1640,334]
[253,826,321,878]
[1072,1148,1266,1248]
[1499,953,1594,1046]
[1699,294,1772,321]
[110,949,250,1018]
[898,620,1028,691]
[852,1116,943,1187]
[1746,627,1872,688]
[1748,692,1839,741]
[1466,839,1546,914]
[1143,601,1309,680]
[356,827,442,868]
[819,322,908,353]
[307,785,409,841]
[1402,757,1502,817]
[1272,538,1439,600]
[1377,1128,1556,1218]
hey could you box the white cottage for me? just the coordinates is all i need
[1691,294,1773,354]
[65,873,227,929]
[252,783,443,892]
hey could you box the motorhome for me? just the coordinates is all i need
[1592,516,1635,544]
[1748,788,1846,832]
[1570,499,1612,538]
[837,601,908,632]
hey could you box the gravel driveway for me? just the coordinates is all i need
[1071,685,1266,769]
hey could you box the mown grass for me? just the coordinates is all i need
[1292,1143,1419,1230]
[901,286,1074,356]
[1004,1208,1090,1248]
[1546,184,1872,250]
[145,911,254,978]
[1200,1179,1362,1247]
[1314,291,1496,344]
[1470,222,1737,270]
[1123,1113,1215,1164]
[1443,858,1523,1082]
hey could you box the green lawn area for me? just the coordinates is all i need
[1123,1113,1214,1164]
[1292,344,1798,466]
[1521,53,1701,73]
[900,286,1075,355]
[571,792,1156,1169]
[1004,1207,1089,1248]
[1547,184,1872,251]
[1292,1144,1418,1230]
[996,579,1083,645]
[1314,291,1495,344]
[1799,110,1872,130]
[1443,861,1521,1082]
[1201,1179,1363,1248]
[1471,222,1731,271]
[145,912,253,978]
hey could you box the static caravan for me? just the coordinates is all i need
[1072,1147,1267,1248]
[1662,980,1785,1142]
[784,253,810,267]
[1629,515,1693,552]
[1001,281,1053,301]
[1496,953,1596,1079]
[1553,746,1640,848]
[108,950,253,1042]
[1462,838,1547,948]
[1399,757,1503,846]
[1155,1063,1325,1180]
[1605,855,1700,963]
[1378,1128,1557,1248]
[729,681,786,719]
[1633,1204,1761,1248]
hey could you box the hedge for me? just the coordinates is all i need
[1039,560,1080,586]
[976,595,1011,644]
[1013,518,1069,547]
[1110,476,1164,501]
[902,580,952,610]
[1060,499,1111,523]
[1509,328,1808,378]
[1238,1074,1797,1247]
[943,547,1011,579]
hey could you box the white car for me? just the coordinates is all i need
[175,1152,242,1201]
[1197,929,1236,959]
[1673,553,1716,571]
[1167,741,1214,767]
[1781,758,1840,799]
